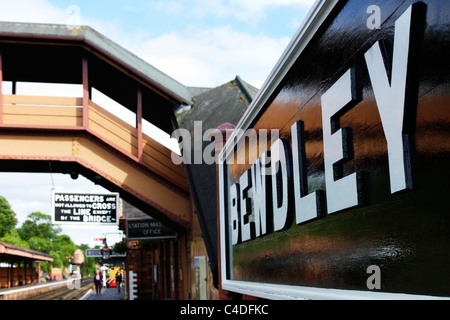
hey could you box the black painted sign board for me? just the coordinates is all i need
[126,218,177,240]
[218,0,450,299]
[52,191,119,225]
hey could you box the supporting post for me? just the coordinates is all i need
[8,262,12,288]
[24,260,27,285]
[0,51,3,124]
[210,122,241,300]
[82,57,89,128]
[37,262,41,284]
[137,86,143,160]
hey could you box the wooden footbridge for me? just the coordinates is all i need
[0,22,193,230]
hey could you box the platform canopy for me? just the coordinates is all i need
[0,241,53,263]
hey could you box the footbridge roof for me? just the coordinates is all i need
[0,21,193,106]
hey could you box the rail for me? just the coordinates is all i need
[30,278,93,300]
[0,277,92,300]
[0,94,187,190]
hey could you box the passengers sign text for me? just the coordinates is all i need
[52,191,119,225]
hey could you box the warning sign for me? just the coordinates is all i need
[52,191,119,225]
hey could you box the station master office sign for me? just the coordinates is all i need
[52,191,119,225]
[126,218,176,240]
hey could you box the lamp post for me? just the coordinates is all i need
[100,239,112,260]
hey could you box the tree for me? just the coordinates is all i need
[78,243,98,277]
[18,212,61,246]
[52,234,77,268]
[0,195,17,237]
[1,197,99,277]
[0,229,29,248]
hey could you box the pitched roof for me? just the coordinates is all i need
[179,76,258,132]
[0,241,53,262]
[0,21,193,105]
[176,76,257,282]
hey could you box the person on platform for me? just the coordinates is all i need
[115,270,123,292]
[94,270,103,295]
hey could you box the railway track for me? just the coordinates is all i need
[30,278,93,300]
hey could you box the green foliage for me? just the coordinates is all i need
[112,240,128,254]
[28,236,52,253]
[78,243,99,277]
[0,196,96,274]
[56,235,77,267]
[0,229,29,248]
[0,196,18,237]
[18,212,61,243]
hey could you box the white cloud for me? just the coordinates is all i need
[151,0,315,29]
[124,25,290,87]
[0,0,67,24]
[188,0,315,26]
[0,172,118,247]
[0,0,124,45]
[0,0,315,245]
[155,1,185,15]
[189,0,229,19]
[0,0,310,87]
[231,0,315,8]
[229,0,315,25]
[0,173,107,222]
[0,173,54,225]
[127,0,315,87]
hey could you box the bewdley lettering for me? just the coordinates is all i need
[229,4,421,245]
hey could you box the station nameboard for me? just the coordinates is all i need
[52,191,119,225]
[85,249,126,258]
[126,218,176,240]
[218,0,450,299]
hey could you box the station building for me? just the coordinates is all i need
[0,241,53,288]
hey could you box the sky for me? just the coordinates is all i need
[0,0,316,247]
